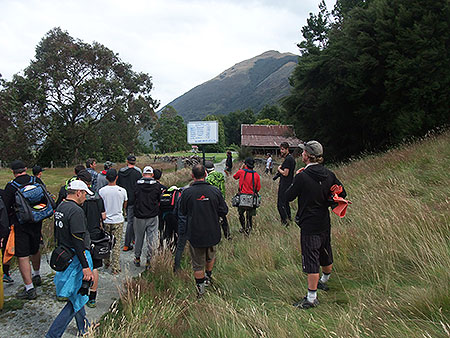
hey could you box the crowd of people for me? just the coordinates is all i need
[0,140,347,336]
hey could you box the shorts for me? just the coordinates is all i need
[14,222,42,257]
[92,258,103,269]
[301,229,333,274]
[188,243,216,271]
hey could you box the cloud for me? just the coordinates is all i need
[0,0,335,106]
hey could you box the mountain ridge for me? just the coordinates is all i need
[161,50,298,121]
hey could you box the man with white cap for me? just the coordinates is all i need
[133,166,161,269]
[286,140,347,309]
[47,180,94,337]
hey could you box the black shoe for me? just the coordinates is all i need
[196,282,206,298]
[317,280,329,291]
[293,297,318,309]
[17,287,37,300]
[205,275,213,287]
[134,257,141,267]
[32,275,42,287]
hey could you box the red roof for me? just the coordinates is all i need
[241,124,302,147]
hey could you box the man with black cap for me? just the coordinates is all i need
[286,141,346,309]
[96,161,114,192]
[233,158,261,235]
[277,142,296,226]
[3,160,42,299]
[117,155,142,251]
[180,164,228,297]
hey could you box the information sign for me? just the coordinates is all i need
[187,121,219,144]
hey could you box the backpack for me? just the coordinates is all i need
[160,188,182,212]
[11,177,55,224]
[206,171,225,197]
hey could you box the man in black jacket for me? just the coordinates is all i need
[277,142,296,226]
[286,141,346,309]
[117,155,142,251]
[180,164,228,297]
[133,166,161,269]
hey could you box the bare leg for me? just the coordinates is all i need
[322,264,332,274]
[91,269,99,292]
[30,250,41,271]
[18,257,32,285]
[307,273,320,290]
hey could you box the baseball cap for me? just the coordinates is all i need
[127,155,136,163]
[32,165,45,176]
[244,157,255,169]
[11,160,26,171]
[68,180,94,195]
[77,169,92,184]
[143,166,153,174]
[205,161,214,172]
[106,168,118,182]
[299,140,323,157]
[104,161,114,169]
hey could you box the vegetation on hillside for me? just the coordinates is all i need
[91,131,450,337]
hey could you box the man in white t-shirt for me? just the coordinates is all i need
[99,168,128,274]
[265,153,273,175]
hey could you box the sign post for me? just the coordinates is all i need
[187,121,219,165]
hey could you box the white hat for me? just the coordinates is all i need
[68,180,94,195]
[143,166,154,174]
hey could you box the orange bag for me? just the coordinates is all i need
[330,185,351,218]
[3,225,15,264]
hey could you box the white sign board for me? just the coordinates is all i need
[187,121,219,144]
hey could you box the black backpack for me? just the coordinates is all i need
[160,189,181,212]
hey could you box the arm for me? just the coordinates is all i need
[277,166,290,177]
[285,174,302,202]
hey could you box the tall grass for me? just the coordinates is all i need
[92,131,450,337]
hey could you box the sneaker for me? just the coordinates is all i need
[145,260,151,270]
[3,273,14,283]
[196,282,206,298]
[17,287,37,300]
[87,299,97,308]
[317,280,329,291]
[32,275,42,287]
[123,245,133,252]
[293,297,319,309]
[205,275,213,287]
[56,296,68,302]
[134,257,141,267]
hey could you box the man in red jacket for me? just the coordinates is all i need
[233,158,261,235]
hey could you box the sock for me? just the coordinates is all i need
[89,290,97,301]
[195,277,205,285]
[25,283,34,291]
[205,270,212,279]
[32,270,40,277]
[3,264,10,275]
[307,289,317,303]
[320,272,331,283]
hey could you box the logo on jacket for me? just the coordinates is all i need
[197,195,209,201]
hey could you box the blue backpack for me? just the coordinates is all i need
[11,177,55,224]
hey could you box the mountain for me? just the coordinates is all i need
[162,50,298,121]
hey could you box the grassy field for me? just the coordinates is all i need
[89,131,450,337]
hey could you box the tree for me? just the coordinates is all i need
[284,0,450,161]
[254,119,281,125]
[1,27,158,164]
[257,105,288,124]
[222,109,256,146]
[152,106,188,153]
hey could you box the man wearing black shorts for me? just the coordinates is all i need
[286,141,346,309]
[3,160,43,300]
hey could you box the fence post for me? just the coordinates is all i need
[51,161,54,169]
[65,161,68,168]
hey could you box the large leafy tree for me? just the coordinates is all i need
[1,27,158,164]
[152,106,188,153]
[284,0,450,161]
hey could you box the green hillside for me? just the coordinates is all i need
[163,51,298,121]
[94,131,450,337]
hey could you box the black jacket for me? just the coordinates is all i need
[134,178,161,219]
[0,189,10,238]
[117,167,142,206]
[286,164,346,235]
[180,181,228,247]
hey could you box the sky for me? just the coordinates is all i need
[0,0,335,108]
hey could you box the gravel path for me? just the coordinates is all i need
[1,223,145,337]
